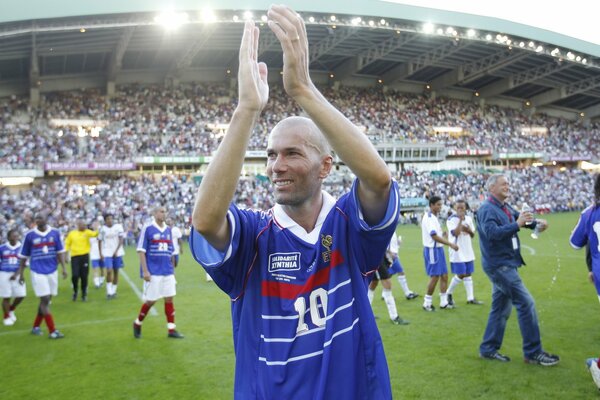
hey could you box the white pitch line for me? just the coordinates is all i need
[0,316,132,336]
[521,245,536,255]
[120,269,158,316]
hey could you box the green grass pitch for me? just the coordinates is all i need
[1,212,597,399]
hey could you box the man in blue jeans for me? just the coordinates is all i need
[476,174,559,366]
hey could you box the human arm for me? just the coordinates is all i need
[57,251,67,279]
[267,5,391,225]
[431,234,459,251]
[477,205,524,241]
[114,237,124,258]
[14,258,27,284]
[64,232,72,262]
[138,251,151,282]
[192,20,268,251]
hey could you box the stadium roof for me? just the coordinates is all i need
[1,0,600,119]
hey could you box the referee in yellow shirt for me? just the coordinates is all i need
[65,219,99,301]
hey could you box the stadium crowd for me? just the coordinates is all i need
[0,166,594,240]
[0,84,599,169]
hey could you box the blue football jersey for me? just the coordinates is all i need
[19,228,64,274]
[190,180,400,400]
[0,242,21,273]
[137,222,174,276]
[570,204,600,271]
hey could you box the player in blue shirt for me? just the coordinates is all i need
[190,6,399,399]
[16,214,67,339]
[1,229,25,326]
[570,174,600,303]
[133,206,183,339]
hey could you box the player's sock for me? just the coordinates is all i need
[464,276,475,301]
[137,303,152,323]
[397,275,412,297]
[440,292,448,307]
[107,283,113,296]
[381,289,398,320]
[597,358,600,369]
[33,313,43,328]
[3,311,8,319]
[447,275,462,295]
[367,288,375,305]
[44,314,56,333]
[9,304,16,311]
[423,294,433,307]
[165,302,175,332]
[113,284,118,294]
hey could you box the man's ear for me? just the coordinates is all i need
[319,155,333,179]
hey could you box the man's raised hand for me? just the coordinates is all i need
[267,5,312,99]
[238,20,269,114]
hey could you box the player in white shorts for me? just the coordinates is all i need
[446,200,483,306]
[1,230,25,326]
[133,206,184,339]
[17,214,68,339]
[99,214,125,299]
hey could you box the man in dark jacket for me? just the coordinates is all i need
[476,174,559,366]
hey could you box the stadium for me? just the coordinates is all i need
[0,0,599,398]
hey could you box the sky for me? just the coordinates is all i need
[384,0,599,45]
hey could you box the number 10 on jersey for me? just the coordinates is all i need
[294,288,328,333]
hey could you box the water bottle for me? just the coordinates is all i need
[531,224,541,240]
[521,202,533,226]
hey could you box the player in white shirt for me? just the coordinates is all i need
[421,196,459,311]
[98,214,125,299]
[167,218,184,267]
[90,220,105,289]
[446,200,483,306]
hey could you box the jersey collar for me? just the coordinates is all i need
[272,191,336,245]
[34,226,52,236]
[152,221,168,232]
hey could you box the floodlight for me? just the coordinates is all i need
[154,11,189,30]
[201,8,217,23]
[422,22,434,34]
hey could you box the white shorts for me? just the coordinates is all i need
[142,275,176,302]
[0,271,26,298]
[31,271,59,297]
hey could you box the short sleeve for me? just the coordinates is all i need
[570,209,590,249]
